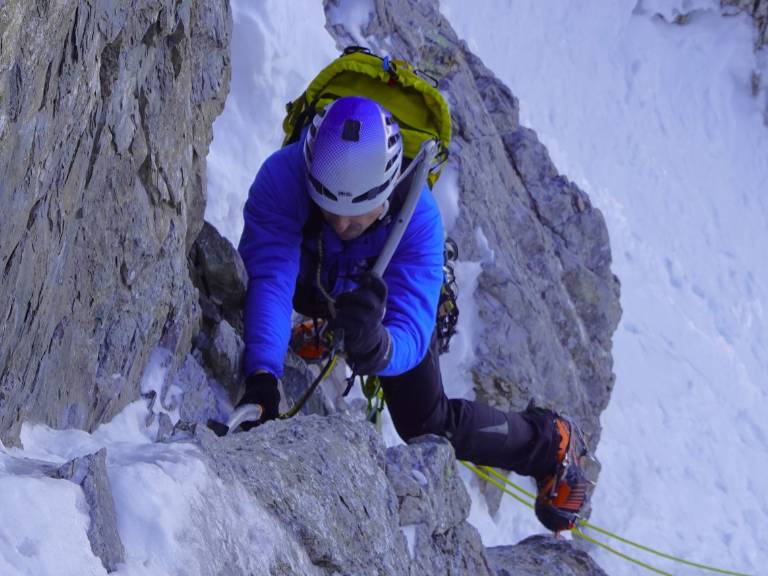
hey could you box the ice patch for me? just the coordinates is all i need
[433,164,460,233]
[400,524,417,560]
[410,468,428,487]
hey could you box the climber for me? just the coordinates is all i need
[236,96,588,532]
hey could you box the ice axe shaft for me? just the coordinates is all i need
[334,140,438,356]
[372,139,438,278]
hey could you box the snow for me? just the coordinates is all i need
[400,524,418,560]
[205,0,338,246]
[411,467,429,487]
[0,475,104,576]
[0,348,311,576]
[442,0,768,574]
[3,0,767,574]
[326,0,375,48]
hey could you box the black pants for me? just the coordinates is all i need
[379,334,557,479]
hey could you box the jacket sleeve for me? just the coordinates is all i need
[238,150,308,378]
[378,187,445,376]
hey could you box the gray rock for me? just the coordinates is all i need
[197,414,493,575]
[201,317,244,393]
[189,220,247,334]
[386,435,470,533]
[281,350,340,417]
[156,411,174,442]
[487,535,609,576]
[324,0,620,499]
[53,448,125,573]
[386,436,493,576]
[199,413,410,575]
[411,522,493,576]
[172,352,229,425]
[0,0,232,445]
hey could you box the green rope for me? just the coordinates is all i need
[460,461,534,510]
[577,521,754,576]
[572,527,672,576]
[481,465,536,499]
[279,353,337,419]
[460,462,754,576]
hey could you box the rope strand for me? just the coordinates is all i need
[460,462,754,576]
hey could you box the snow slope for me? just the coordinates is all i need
[206,0,339,246]
[441,0,768,574]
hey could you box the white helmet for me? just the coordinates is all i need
[303,96,403,216]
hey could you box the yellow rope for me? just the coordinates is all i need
[572,528,672,576]
[460,461,535,510]
[316,235,336,316]
[460,462,754,576]
[577,521,754,576]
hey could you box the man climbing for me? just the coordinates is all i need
[237,95,588,532]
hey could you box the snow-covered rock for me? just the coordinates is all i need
[52,449,125,572]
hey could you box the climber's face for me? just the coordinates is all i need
[320,204,386,241]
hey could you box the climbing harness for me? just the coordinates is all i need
[290,318,334,363]
[460,462,754,576]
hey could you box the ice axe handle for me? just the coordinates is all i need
[225,403,264,434]
[371,140,438,278]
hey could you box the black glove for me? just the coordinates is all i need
[236,372,280,430]
[334,272,393,375]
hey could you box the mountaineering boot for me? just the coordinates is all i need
[526,404,590,533]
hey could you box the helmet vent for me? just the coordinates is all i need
[342,119,361,141]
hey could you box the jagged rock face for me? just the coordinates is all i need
[0,0,231,444]
[488,535,609,576]
[188,220,247,335]
[197,415,492,576]
[52,448,125,572]
[324,0,621,457]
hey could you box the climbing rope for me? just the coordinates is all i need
[280,352,338,420]
[460,462,754,576]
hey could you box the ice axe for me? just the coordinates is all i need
[207,403,263,437]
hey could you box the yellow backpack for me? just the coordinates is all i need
[282,46,452,188]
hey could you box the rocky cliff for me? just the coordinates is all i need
[1,0,622,574]
[0,0,231,445]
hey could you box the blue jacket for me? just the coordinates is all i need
[238,137,445,378]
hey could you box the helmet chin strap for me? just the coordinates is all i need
[377,199,390,220]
